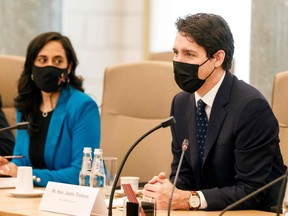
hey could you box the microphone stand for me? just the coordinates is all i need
[167,139,189,216]
[276,169,288,216]
[219,169,288,216]
[108,116,176,216]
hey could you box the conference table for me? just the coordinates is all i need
[0,187,282,216]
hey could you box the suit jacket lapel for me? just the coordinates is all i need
[202,72,233,165]
[186,94,202,185]
[44,87,70,169]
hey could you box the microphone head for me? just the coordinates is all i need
[17,122,30,130]
[161,116,176,128]
[182,139,189,151]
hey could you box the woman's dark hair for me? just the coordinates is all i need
[15,32,84,126]
[175,13,234,71]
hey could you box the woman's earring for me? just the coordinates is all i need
[31,74,34,80]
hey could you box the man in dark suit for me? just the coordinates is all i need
[0,95,15,156]
[143,13,287,211]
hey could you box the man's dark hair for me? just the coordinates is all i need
[175,13,234,71]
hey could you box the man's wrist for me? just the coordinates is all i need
[171,189,191,210]
[188,191,201,210]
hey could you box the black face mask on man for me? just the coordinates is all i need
[173,58,215,93]
[32,65,69,93]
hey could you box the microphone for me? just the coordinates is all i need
[219,169,288,216]
[0,122,30,133]
[167,139,189,216]
[108,116,176,216]
[276,169,288,216]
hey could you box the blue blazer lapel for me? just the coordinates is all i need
[202,72,232,165]
[44,87,70,169]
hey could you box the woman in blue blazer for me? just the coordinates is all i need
[0,32,100,187]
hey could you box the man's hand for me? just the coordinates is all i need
[142,172,191,210]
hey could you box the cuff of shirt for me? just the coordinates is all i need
[197,191,208,209]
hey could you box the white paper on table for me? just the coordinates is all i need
[0,177,16,188]
[105,196,126,208]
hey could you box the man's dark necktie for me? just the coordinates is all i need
[196,99,208,164]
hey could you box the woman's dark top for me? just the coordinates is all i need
[29,110,53,169]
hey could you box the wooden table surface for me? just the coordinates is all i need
[0,187,282,216]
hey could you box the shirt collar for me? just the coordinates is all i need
[195,72,226,108]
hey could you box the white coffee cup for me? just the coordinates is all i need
[16,166,33,193]
[120,176,139,191]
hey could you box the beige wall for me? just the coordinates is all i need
[63,0,147,104]
[0,0,62,56]
[250,0,288,102]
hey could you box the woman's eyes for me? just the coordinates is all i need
[54,59,63,64]
[36,57,63,65]
[38,58,46,63]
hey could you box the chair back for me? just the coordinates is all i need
[271,71,288,165]
[0,55,25,128]
[149,51,173,62]
[100,61,180,184]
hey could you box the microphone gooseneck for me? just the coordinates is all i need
[219,171,288,216]
[108,116,176,216]
[276,169,288,216]
[0,121,30,133]
[167,139,189,216]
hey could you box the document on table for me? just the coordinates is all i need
[105,197,126,208]
[0,177,16,188]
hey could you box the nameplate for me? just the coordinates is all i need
[39,182,107,216]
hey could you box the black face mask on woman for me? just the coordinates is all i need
[32,65,69,93]
[173,58,215,93]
